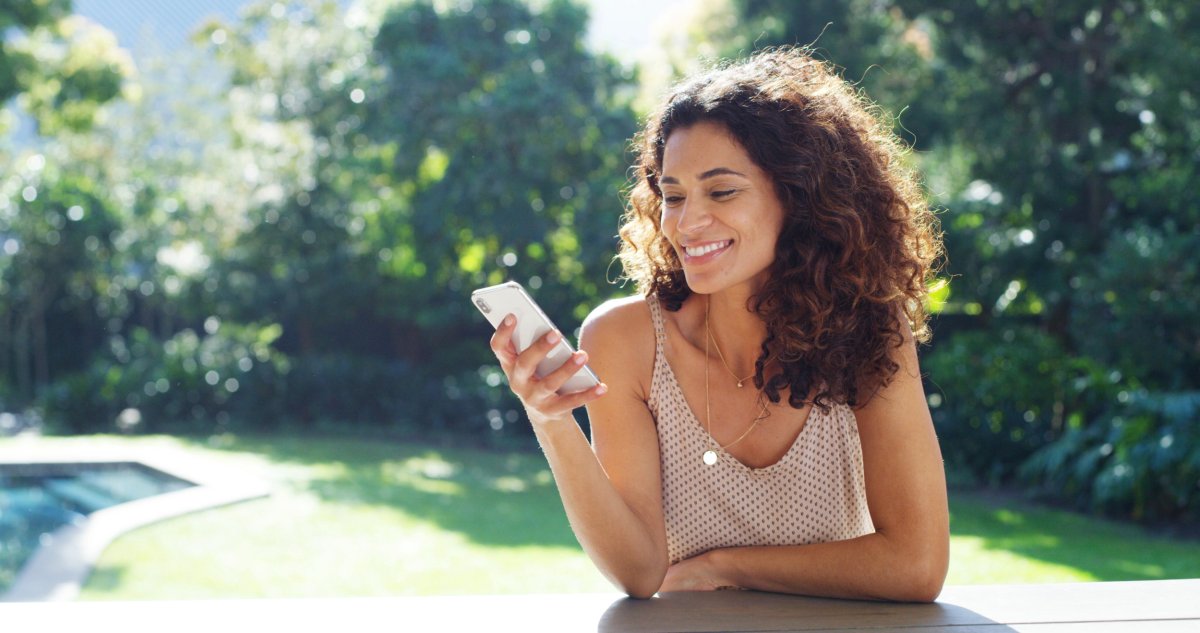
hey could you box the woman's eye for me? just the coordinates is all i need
[712,189,737,199]
[663,195,684,205]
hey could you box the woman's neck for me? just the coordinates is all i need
[705,288,767,375]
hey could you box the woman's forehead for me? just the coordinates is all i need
[660,122,755,178]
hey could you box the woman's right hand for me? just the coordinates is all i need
[489,314,608,427]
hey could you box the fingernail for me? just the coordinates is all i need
[573,353,587,365]
[596,384,608,395]
[503,315,515,326]
[547,331,562,343]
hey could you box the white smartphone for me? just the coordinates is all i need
[471,281,600,395]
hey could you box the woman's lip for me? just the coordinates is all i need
[681,239,733,263]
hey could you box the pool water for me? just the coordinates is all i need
[0,462,194,593]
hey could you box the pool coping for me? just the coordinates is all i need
[0,449,271,602]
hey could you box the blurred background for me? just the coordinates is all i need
[1,0,1197,598]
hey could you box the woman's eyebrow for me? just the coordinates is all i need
[659,167,748,185]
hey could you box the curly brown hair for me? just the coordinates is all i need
[618,47,943,410]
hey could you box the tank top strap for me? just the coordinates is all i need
[645,295,670,414]
[646,294,667,358]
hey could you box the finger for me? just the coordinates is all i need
[489,314,519,367]
[512,329,563,384]
[538,350,595,395]
[534,382,608,417]
[566,382,609,405]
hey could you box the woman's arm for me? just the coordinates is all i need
[661,331,950,602]
[490,299,668,598]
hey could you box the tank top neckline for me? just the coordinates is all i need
[647,294,823,475]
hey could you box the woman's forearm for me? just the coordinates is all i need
[709,530,948,602]
[533,416,668,598]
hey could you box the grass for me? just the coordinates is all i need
[4,433,1198,599]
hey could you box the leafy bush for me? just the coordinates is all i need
[927,322,1199,522]
[924,326,1108,485]
[1009,223,1200,522]
[1021,391,1200,522]
[40,322,287,434]
[271,354,520,438]
[39,321,523,441]
[1072,223,1200,392]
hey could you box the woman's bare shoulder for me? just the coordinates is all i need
[579,295,656,383]
[582,294,655,341]
[584,294,652,328]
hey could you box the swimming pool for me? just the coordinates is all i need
[0,462,195,593]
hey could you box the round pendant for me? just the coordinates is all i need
[702,450,718,466]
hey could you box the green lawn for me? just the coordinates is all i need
[5,434,1197,599]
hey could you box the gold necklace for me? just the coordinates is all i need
[707,328,755,387]
[703,296,768,466]
[706,303,772,388]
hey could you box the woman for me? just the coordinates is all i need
[489,47,948,601]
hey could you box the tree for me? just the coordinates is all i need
[174,0,638,432]
[365,0,636,344]
[2,3,131,134]
[0,0,72,105]
[1,3,133,406]
[202,0,635,360]
[903,0,1200,519]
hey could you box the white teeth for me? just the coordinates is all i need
[685,241,731,257]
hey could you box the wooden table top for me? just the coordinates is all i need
[3,579,1197,632]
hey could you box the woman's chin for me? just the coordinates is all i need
[682,272,730,296]
[684,270,771,298]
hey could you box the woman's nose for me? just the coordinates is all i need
[674,199,713,235]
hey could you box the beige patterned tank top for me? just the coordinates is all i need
[646,295,874,564]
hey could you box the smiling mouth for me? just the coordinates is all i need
[684,240,733,258]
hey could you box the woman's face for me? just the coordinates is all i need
[658,120,786,296]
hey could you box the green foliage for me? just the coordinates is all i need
[708,0,939,143]
[0,148,125,400]
[1072,224,1200,391]
[191,0,634,369]
[925,327,1069,484]
[1,3,132,134]
[897,0,1200,326]
[7,0,626,443]
[924,325,1125,484]
[900,0,1200,521]
[364,0,636,324]
[0,0,72,104]
[39,323,287,434]
[268,357,516,435]
[38,320,518,438]
[1021,391,1200,522]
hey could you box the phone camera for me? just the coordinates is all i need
[475,298,491,314]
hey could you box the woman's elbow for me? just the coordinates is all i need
[900,569,945,603]
[611,563,666,600]
[622,585,659,600]
[894,546,948,603]
[615,575,663,600]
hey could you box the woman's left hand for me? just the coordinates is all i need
[660,551,740,592]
